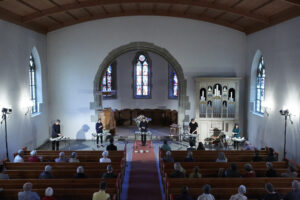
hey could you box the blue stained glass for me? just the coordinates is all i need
[139,55,146,62]
[255,56,266,114]
[135,54,150,97]
[143,76,148,85]
[102,65,114,97]
[137,76,142,86]
[143,86,148,95]
[137,86,142,95]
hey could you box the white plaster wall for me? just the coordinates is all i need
[246,17,300,162]
[102,51,178,110]
[47,16,247,140]
[0,20,49,161]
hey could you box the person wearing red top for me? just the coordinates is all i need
[42,187,56,200]
[28,150,41,162]
[244,163,256,177]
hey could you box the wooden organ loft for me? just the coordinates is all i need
[194,77,241,142]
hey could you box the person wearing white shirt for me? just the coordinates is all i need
[13,150,24,163]
[229,185,247,200]
[99,151,111,163]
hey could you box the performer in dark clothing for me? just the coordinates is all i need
[188,119,198,147]
[106,138,117,151]
[95,119,103,147]
[52,119,61,150]
[139,118,148,146]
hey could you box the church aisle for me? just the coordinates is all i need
[127,141,163,200]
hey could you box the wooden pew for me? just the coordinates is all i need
[0,188,117,200]
[21,155,124,162]
[21,150,125,156]
[169,187,292,200]
[5,169,122,179]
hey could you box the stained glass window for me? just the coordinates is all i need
[101,62,117,99]
[134,53,150,98]
[29,53,38,114]
[255,56,265,114]
[169,65,178,99]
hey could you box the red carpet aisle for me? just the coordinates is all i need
[127,141,162,200]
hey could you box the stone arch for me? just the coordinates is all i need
[90,42,189,127]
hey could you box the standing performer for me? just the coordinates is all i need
[232,123,241,150]
[52,119,61,150]
[95,118,103,147]
[188,118,198,147]
[139,117,148,146]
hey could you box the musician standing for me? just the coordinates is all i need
[232,123,241,149]
[188,118,198,147]
[139,117,148,146]
[52,119,61,150]
[95,118,103,147]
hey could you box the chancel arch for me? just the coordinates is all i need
[91,42,189,127]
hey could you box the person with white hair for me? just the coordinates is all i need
[55,152,67,163]
[229,185,247,200]
[243,141,254,151]
[39,165,54,179]
[102,165,117,178]
[43,187,56,200]
[283,180,300,200]
[28,150,41,162]
[170,162,185,178]
[13,149,24,163]
[74,166,87,178]
[99,151,111,163]
[18,182,40,200]
[68,152,79,163]
[197,184,215,200]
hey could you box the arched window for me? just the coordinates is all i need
[101,62,117,99]
[134,53,151,98]
[29,53,38,114]
[168,65,178,99]
[255,56,265,114]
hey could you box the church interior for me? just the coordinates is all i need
[0,0,300,199]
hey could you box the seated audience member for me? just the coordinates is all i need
[13,149,24,163]
[28,150,41,162]
[68,152,80,163]
[163,151,174,163]
[92,182,110,200]
[102,165,117,178]
[244,163,256,177]
[106,138,117,151]
[161,140,171,152]
[176,186,193,200]
[100,151,111,163]
[184,151,194,162]
[263,183,282,200]
[225,163,241,177]
[216,152,227,163]
[265,162,277,177]
[230,185,247,200]
[75,166,87,178]
[0,163,9,179]
[197,184,215,200]
[43,187,56,200]
[197,142,205,151]
[189,166,202,178]
[281,166,298,178]
[283,180,300,200]
[243,141,255,151]
[39,165,54,179]
[55,152,67,163]
[18,182,40,200]
[252,149,264,162]
[265,147,277,162]
[170,162,185,178]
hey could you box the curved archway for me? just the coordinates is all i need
[90,42,189,126]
